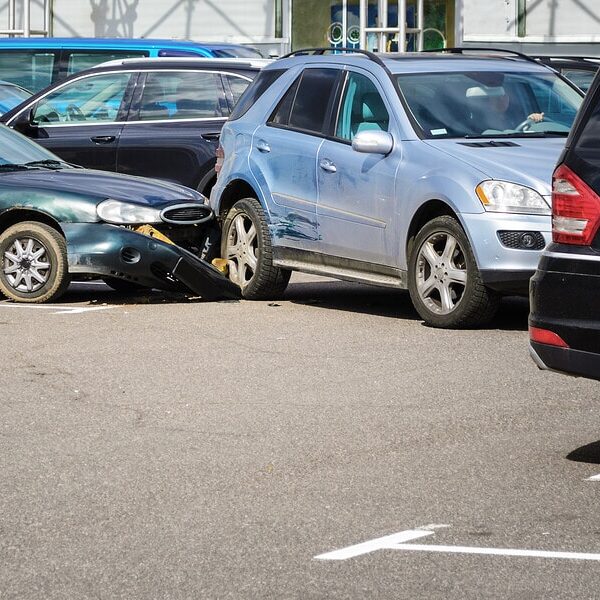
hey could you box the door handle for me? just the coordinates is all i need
[256,140,271,153]
[319,158,337,173]
[201,133,220,141]
[90,135,116,144]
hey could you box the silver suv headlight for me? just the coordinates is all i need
[97,199,162,224]
[476,180,550,215]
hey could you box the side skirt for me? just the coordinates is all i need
[273,247,407,290]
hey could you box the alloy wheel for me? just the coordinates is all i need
[415,231,467,315]
[225,212,258,288]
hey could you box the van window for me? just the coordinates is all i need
[0,51,55,93]
[66,51,148,76]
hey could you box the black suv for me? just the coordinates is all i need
[0,57,266,195]
[529,70,600,381]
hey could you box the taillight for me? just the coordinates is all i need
[215,144,224,176]
[529,326,569,348]
[552,163,600,245]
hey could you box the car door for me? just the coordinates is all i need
[17,71,134,171]
[317,69,398,266]
[249,67,340,252]
[116,69,230,192]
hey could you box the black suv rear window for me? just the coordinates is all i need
[229,69,284,120]
[570,92,600,195]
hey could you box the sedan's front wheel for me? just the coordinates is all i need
[408,215,499,328]
[0,222,70,303]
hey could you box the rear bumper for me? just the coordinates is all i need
[63,223,240,300]
[529,243,600,381]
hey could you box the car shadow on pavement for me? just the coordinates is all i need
[285,279,529,331]
[566,440,600,464]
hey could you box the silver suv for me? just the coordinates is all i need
[210,49,583,328]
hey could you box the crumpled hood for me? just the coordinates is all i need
[424,138,567,196]
[0,167,203,207]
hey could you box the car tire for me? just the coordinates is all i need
[221,197,290,299]
[102,277,147,293]
[408,215,500,328]
[0,221,70,303]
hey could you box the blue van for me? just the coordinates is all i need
[0,38,263,93]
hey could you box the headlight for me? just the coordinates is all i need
[97,199,162,224]
[476,181,550,215]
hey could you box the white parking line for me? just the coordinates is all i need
[0,303,112,314]
[586,474,600,481]
[314,526,600,562]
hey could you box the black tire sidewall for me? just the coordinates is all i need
[0,222,69,303]
[408,216,487,328]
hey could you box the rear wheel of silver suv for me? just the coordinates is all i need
[221,198,290,299]
[408,215,500,328]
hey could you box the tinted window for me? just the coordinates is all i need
[139,71,224,120]
[0,51,55,92]
[562,68,597,93]
[288,68,339,134]
[212,47,264,59]
[66,51,147,76]
[229,69,285,120]
[570,91,600,194]
[33,73,131,124]
[269,77,299,125]
[335,72,389,141]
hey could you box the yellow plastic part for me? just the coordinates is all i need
[211,258,229,274]
[133,224,174,245]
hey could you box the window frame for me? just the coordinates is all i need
[266,66,344,139]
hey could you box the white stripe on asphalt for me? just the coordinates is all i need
[586,474,600,481]
[395,543,600,561]
[315,526,600,562]
[0,303,112,314]
[314,529,434,560]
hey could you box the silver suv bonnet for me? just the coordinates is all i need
[424,137,566,196]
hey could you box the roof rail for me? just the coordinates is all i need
[422,46,542,67]
[279,47,388,71]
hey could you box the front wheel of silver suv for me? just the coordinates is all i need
[221,198,290,299]
[408,215,500,328]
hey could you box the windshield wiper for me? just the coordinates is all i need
[464,131,569,139]
[22,159,66,169]
[0,163,32,171]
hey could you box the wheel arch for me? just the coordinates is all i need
[0,208,65,237]
[216,178,263,221]
[406,200,463,261]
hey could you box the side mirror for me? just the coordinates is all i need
[12,108,37,134]
[352,130,394,155]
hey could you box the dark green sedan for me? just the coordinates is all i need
[0,125,239,303]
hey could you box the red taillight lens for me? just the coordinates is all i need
[529,326,570,348]
[215,144,224,176]
[552,164,600,245]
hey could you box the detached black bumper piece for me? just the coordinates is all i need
[529,244,600,381]
[63,222,240,300]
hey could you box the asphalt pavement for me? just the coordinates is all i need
[1,273,599,599]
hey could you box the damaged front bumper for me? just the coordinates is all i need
[62,222,240,300]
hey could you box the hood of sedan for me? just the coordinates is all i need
[0,167,203,207]
[424,137,566,196]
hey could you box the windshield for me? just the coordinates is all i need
[396,70,583,139]
[0,124,63,166]
[212,47,264,58]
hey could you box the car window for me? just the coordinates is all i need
[66,51,148,76]
[138,71,224,121]
[229,68,285,120]
[397,70,583,139]
[268,68,339,135]
[570,91,600,195]
[335,72,389,141]
[224,74,252,106]
[0,51,55,93]
[33,73,131,125]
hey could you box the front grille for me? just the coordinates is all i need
[498,230,546,250]
[161,203,212,224]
